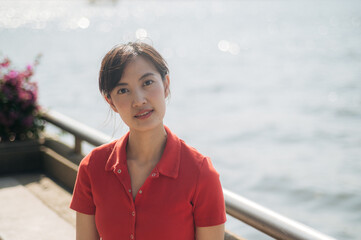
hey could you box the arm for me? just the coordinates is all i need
[196,224,225,240]
[76,212,99,240]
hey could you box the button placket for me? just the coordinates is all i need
[129,203,136,240]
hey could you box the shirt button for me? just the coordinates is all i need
[132,211,135,216]
[139,190,142,194]
[151,173,156,177]
[117,169,121,174]
[128,189,132,193]
[130,234,134,239]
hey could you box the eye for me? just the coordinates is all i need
[143,80,154,86]
[117,88,129,94]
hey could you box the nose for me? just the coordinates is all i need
[132,90,147,107]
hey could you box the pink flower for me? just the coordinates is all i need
[26,64,33,71]
[3,70,24,89]
[28,82,38,99]
[18,89,35,107]
[22,65,34,79]
[6,77,22,89]
[5,70,19,80]
[18,89,29,101]
[0,58,10,68]
[1,85,14,100]
[22,115,34,128]
[0,55,43,141]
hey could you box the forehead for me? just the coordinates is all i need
[120,56,160,81]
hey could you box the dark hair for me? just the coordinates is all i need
[99,42,169,97]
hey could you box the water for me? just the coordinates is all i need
[1,0,361,239]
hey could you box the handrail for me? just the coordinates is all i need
[42,110,111,154]
[224,189,336,240]
[41,109,337,240]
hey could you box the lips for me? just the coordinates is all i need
[134,109,154,119]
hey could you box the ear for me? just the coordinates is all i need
[104,94,118,113]
[164,75,170,98]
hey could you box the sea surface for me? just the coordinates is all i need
[1,0,361,239]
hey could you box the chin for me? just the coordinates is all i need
[129,120,164,133]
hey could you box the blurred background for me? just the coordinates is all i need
[1,0,361,239]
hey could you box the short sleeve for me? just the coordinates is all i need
[69,154,96,215]
[193,157,227,227]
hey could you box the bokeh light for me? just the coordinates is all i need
[135,28,147,39]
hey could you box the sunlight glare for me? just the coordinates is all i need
[78,17,90,29]
[136,28,147,39]
[218,40,230,52]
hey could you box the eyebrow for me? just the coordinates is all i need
[115,72,156,86]
[139,72,155,81]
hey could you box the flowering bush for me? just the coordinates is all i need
[0,55,44,142]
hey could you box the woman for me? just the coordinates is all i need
[70,42,226,240]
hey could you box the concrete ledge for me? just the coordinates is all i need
[0,176,75,240]
[42,137,83,165]
[0,140,43,174]
[41,146,78,191]
[14,173,75,227]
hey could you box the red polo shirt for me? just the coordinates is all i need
[70,126,226,240]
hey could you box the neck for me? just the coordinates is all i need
[126,124,167,166]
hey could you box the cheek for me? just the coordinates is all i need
[151,89,167,108]
[111,97,128,114]
[115,102,129,115]
[151,84,166,99]
[152,90,167,115]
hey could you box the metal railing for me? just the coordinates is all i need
[224,190,336,240]
[42,110,337,240]
[43,110,111,154]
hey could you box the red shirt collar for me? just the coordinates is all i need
[105,126,181,179]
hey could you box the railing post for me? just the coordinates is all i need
[74,136,82,154]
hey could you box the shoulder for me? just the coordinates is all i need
[79,139,118,169]
[178,139,218,176]
[179,139,204,164]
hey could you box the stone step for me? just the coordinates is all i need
[0,176,75,240]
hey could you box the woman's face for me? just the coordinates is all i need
[107,56,169,133]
